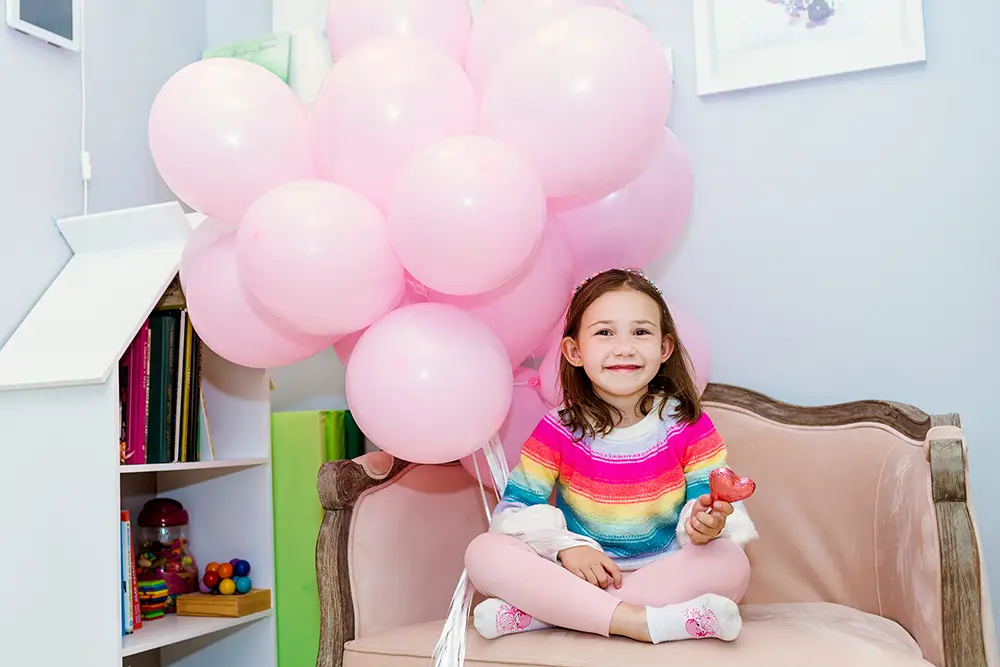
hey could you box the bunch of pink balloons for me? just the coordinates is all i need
[148,0,705,469]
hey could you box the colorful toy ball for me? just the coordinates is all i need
[199,557,253,595]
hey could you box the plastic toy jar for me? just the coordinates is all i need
[135,498,198,614]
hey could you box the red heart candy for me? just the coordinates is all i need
[709,467,756,503]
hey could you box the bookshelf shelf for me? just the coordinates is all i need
[0,203,277,667]
[120,458,270,475]
[121,610,274,657]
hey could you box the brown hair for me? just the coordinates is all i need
[557,268,702,440]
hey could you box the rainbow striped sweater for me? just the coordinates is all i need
[496,402,731,570]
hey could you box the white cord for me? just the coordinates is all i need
[80,0,90,215]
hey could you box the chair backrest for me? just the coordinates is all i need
[345,385,938,635]
[349,462,490,637]
[702,384,937,616]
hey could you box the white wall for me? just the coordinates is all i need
[0,1,206,343]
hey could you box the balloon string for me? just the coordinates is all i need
[405,277,430,299]
[470,450,493,525]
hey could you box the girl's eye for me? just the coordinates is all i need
[635,329,651,336]
[595,329,612,336]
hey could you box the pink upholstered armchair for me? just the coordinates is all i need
[315,384,999,667]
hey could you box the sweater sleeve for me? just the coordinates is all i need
[681,412,729,504]
[494,413,563,515]
[676,412,758,548]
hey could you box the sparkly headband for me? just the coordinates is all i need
[572,267,663,298]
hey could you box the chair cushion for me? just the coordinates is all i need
[343,603,932,667]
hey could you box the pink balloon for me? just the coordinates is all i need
[346,303,513,464]
[534,300,711,406]
[555,128,694,280]
[670,304,712,395]
[180,217,237,290]
[430,222,573,367]
[479,7,671,199]
[536,322,565,407]
[236,181,405,337]
[387,135,546,295]
[313,37,478,211]
[149,58,317,224]
[460,366,551,489]
[326,0,472,63]
[184,233,335,369]
[465,0,626,94]
[332,279,427,365]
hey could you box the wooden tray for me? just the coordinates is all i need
[176,588,272,618]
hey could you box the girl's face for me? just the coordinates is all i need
[561,288,674,407]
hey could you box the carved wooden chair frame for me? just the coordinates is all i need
[314,383,988,667]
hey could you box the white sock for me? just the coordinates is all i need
[645,593,742,643]
[473,598,551,639]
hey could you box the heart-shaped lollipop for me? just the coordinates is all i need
[709,467,756,504]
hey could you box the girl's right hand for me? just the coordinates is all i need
[556,545,622,589]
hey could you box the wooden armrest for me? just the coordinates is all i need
[928,420,990,667]
[315,453,410,667]
[317,451,408,511]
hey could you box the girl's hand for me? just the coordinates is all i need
[685,494,734,545]
[557,545,622,589]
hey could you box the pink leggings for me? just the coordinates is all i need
[465,533,750,637]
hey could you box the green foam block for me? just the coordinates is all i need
[271,410,348,667]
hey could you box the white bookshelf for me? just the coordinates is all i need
[0,203,277,667]
[120,458,269,475]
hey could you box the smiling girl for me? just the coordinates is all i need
[464,268,757,644]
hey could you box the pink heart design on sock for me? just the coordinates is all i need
[497,602,532,634]
[685,617,709,638]
[684,607,720,638]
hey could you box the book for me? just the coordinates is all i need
[121,514,133,635]
[121,510,142,635]
[119,322,150,464]
[119,277,204,465]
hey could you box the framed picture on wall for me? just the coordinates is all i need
[692,0,926,95]
[6,0,81,51]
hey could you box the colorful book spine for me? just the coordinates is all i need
[123,510,142,631]
[128,322,150,464]
[121,515,133,635]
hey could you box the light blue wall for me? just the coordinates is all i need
[0,28,77,343]
[0,1,206,342]
[633,0,1000,608]
[206,0,272,48]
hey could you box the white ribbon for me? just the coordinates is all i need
[433,435,509,667]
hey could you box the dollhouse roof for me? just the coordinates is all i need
[0,202,201,391]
